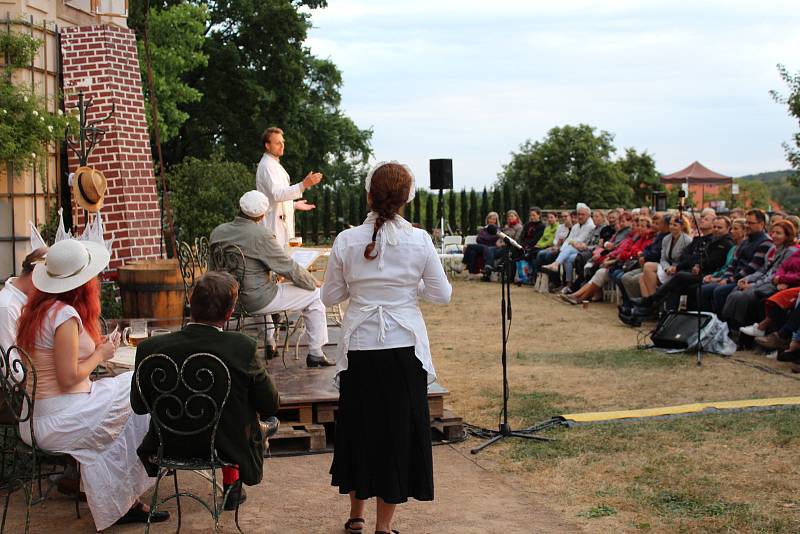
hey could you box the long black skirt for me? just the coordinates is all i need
[330,346,434,504]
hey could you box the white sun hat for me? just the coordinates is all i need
[32,239,110,294]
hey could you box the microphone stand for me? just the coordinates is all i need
[678,198,704,367]
[471,244,551,454]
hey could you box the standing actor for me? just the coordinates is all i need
[257,126,323,248]
[322,161,452,534]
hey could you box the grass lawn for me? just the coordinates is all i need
[426,279,800,533]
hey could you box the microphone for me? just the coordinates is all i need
[486,224,524,251]
[678,189,686,211]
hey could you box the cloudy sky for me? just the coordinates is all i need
[305,1,800,191]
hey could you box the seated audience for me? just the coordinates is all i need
[481,209,524,280]
[542,203,596,282]
[210,191,332,367]
[721,220,798,330]
[700,209,773,314]
[563,215,654,304]
[131,271,280,511]
[530,210,572,284]
[462,211,500,277]
[15,239,166,530]
[519,207,545,250]
[618,213,668,306]
[639,214,693,297]
[632,216,735,312]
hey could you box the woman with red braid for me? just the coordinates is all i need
[15,239,167,530]
[322,161,452,534]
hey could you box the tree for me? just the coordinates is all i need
[137,3,208,143]
[459,189,468,234]
[168,156,251,241]
[448,191,457,232]
[498,124,633,208]
[770,64,800,180]
[480,188,488,220]
[425,194,434,232]
[413,190,421,225]
[469,189,478,234]
[334,191,343,234]
[129,0,372,184]
[322,187,332,242]
[616,148,661,207]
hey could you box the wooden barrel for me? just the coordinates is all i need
[117,259,184,326]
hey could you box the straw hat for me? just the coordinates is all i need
[73,166,107,212]
[32,239,110,294]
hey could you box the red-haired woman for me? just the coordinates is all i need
[322,162,452,534]
[16,239,167,530]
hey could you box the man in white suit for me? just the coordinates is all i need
[256,127,322,248]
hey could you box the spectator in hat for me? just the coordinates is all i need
[210,191,333,367]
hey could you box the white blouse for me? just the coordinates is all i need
[321,214,452,386]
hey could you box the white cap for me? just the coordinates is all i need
[239,190,269,217]
[576,202,590,213]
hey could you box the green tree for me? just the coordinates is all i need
[425,194,434,232]
[498,124,633,208]
[616,148,661,207]
[129,0,372,183]
[459,189,468,234]
[334,191,343,234]
[448,191,457,232]
[322,187,331,242]
[412,190,421,225]
[770,64,800,180]
[168,155,251,241]
[480,187,488,220]
[468,189,478,234]
[347,189,358,228]
[137,3,208,143]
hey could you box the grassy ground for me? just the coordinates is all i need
[425,279,800,533]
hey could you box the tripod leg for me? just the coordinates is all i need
[510,431,553,442]
[470,432,505,454]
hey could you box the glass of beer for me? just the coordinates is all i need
[122,319,148,347]
[288,237,303,248]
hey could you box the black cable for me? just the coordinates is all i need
[719,354,800,382]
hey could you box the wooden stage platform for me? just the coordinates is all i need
[263,324,464,455]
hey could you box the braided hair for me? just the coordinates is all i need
[364,163,413,260]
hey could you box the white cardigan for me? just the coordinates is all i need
[321,214,452,386]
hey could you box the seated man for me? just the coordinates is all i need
[0,247,48,350]
[210,190,333,367]
[131,271,280,510]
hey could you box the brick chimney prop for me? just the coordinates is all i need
[60,25,162,269]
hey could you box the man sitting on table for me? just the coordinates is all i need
[210,190,333,367]
[131,271,280,510]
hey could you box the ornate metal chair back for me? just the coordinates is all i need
[134,353,231,466]
[177,241,198,313]
[195,237,210,273]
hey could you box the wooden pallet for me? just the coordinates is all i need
[430,409,464,441]
[266,422,326,454]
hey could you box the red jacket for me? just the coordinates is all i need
[774,247,800,286]
[612,231,654,263]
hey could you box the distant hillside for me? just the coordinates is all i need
[736,170,795,182]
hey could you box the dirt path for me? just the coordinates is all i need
[6,446,582,533]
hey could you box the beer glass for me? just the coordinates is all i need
[122,319,148,347]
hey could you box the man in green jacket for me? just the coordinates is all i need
[131,271,280,510]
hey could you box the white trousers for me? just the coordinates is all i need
[253,284,329,355]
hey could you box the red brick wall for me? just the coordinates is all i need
[60,25,161,269]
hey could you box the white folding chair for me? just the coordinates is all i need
[442,235,463,254]
[464,235,478,246]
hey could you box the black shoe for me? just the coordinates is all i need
[306,353,335,367]
[264,344,276,361]
[630,297,651,307]
[261,416,280,438]
[223,481,247,511]
[777,349,800,363]
[115,503,170,525]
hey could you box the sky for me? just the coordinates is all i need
[304,0,800,191]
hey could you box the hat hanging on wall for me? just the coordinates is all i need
[72,166,107,212]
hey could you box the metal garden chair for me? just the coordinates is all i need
[210,243,294,364]
[0,345,79,533]
[195,237,210,273]
[177,241,199,324]
[134,352,242,533]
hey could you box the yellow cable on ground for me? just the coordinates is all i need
[560,397,800,423]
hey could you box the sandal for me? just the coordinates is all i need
[345,518,365,533]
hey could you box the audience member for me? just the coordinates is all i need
[131,271,280,511]
[0,248,47,350]
[618,213,669,306]
[462,212,500,277]
[210,191,332,367]
[542,203,596,282]
[519,207,545,250]
[639,214,692,297]
[15,239,166,530]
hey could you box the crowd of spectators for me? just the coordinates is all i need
[459,203,800,370]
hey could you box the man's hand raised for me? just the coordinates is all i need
[294,199,316,211]
[302,171,323,189]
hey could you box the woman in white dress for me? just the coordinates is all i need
[15,239,168,530]
[322,162,452,534]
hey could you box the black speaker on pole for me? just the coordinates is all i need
[429,159,453,190]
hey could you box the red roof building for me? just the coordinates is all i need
[660,161,733,209]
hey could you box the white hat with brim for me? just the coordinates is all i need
[32,239,110,294]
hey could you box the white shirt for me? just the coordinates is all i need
[321,214,452,386]
[565,219,596,246]
[0,278,26,350]
[256,153,304,248]
[553,224,570,247]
